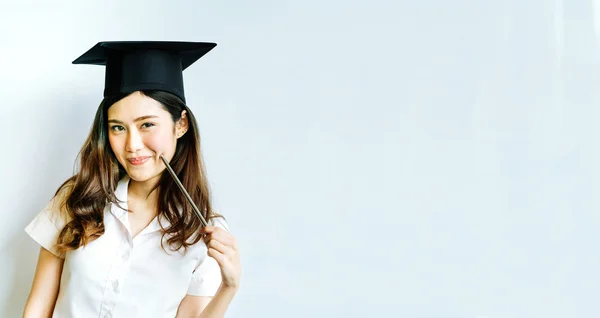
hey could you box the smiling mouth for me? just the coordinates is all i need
[127,156,151,166]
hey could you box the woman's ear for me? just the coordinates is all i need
[176,110,189,138]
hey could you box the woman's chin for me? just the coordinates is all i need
[125,168,159,183]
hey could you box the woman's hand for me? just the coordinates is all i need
[200,226,242,290]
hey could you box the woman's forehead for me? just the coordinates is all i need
[107,92,168,120]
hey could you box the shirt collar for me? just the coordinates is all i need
[110,175,170,235]
[110,175,130,221]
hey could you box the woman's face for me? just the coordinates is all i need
[107,91,187,184]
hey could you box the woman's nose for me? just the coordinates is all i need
[125,129,144,152]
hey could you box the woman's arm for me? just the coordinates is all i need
[177,224,241,317]
[197,285,238,318]
[176,285,238,318]
[23,247,64,318]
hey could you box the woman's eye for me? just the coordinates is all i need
[141,122,155,129]
[110,125,125,132]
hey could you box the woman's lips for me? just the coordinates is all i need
[127,156,151,166]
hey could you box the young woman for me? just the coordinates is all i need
[23,41,241,318]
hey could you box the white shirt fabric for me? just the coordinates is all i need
[25,176,228,318]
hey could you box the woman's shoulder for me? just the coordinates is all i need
[43,179,76,227]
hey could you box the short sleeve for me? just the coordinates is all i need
[186,217,230,296]
[24,188,71,259]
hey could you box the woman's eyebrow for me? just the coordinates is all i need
[107,115,159,124]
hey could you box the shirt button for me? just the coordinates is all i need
[113,280,119,292]
[104,313,112,318]
[122,251,130,260]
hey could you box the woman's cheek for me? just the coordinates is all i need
[107,135,123,161]
[144,131,174,157]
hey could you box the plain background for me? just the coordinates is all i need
[0,1,598,317]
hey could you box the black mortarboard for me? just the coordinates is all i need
[72,41,216,102]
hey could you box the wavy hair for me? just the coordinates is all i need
[54,90,219,254]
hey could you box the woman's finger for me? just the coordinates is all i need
[207,246,225,264]
[202,226,230,237]
[207,238,235,256]
[202,228,238,250]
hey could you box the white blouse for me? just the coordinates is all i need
[25,176,228,318]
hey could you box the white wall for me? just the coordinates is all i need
[0,1,598,317]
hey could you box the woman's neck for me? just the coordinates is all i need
[127,176,160,213]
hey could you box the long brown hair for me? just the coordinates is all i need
[55,90,218,254]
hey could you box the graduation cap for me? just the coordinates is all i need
[72,41,217,103]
